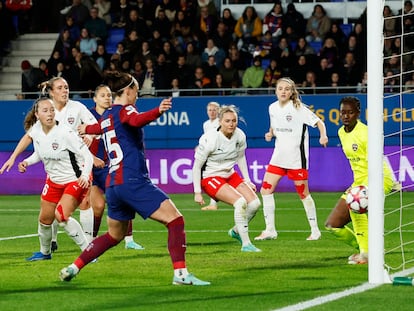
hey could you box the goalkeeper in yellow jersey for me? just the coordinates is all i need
[325,96,396,264]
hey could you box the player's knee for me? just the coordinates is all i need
[295,184,307,199]
[247,198,261,213]
[233,197,247,210]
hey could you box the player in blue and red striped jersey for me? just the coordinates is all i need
[83,84,144,250]
[60,71,210,286]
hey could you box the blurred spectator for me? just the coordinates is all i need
[384,53,401,76]
[84,6,108,43]
[202,54,219,83]
[196,0,217,17]
[356,71,367,93]
[62,16,80,44]
[64,0,90,29]
[138,40,156,64]
[140,58,156,97]
[315,57,333,87]
[136,0,155,27]
[20,60,46,99]
[273,37,294,76]
[404,72,414,92]
[234,6,262,51]
[122,29,142,61]
[48,50,64,77]
[93,0,111,26]
[212,21,233,53]
[152,8,173,41]
[219,57,239,88]
[187,66,212,95]
[170,77,180,97]
[228,41,249,78]
[384,70,399,93]
[172,9,192,48]
[350,22,366,65]
[93,43,111,71]
[78,52,103,96]
[305,4,331,43]
[201,38,225,67]
[324,72,343,94]
[325,22,346,50]
[301,71,317,94]
[148,29,164,55]
[294,37,316,62]
[283,3,305,39]
[39,59,49,79]
[210,73,227,95]
[53,29,75,63]
[6,0,33,35]
[78,27,98,56]
[111,0,131,28]
[125,8,151,41]
[174,54,193,89]
[342,34,364,70]
[383,5,397,36]
[154,52,174,95]
[319,37,339,70]
[242,56,265,90]
[290,55,309,86]
[262,2,283,45]
[185,41,202,70]
[339,52,361,91]
[220,7,236,35]
[195,4,218,44]
[131,59,145,81]
[155,0,178,22]
[262,59,282,89]
[162,40,178,65]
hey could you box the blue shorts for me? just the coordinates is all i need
[92,167,107,191]
[106,180,169,221]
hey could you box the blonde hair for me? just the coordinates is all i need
[276,77,302,109]
[207,101,220,109]
[38,76,67,97]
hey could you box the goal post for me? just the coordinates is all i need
[367,0,386,284]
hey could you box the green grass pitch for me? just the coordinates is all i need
[1,192,414,311]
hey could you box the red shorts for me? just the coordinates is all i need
[41,178,89,204]
[201,172,244,200]
[266,164,308,181]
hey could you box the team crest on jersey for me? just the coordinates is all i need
[52,142,59,150]
[286,114,292,122]
[67,117,75,125]
[352,143,358,151]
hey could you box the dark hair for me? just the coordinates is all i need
[103,71,137,96]
[339,96,361,112]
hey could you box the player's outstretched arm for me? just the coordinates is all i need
[0,134,32,174]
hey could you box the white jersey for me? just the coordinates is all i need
[25,122,93,184]
[203,118,219,133]
[268,100,320,169]
[54,99,97,129]
[195,127,247,179]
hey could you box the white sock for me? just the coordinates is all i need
[174,267,189,278]
[51,219,58,242]
[38,222,52,255]
[60,217,90,250]
[233,197,250,246]
[302,195,320,234]
[124,235,133,243]
[209,198,217,206]
[80,207,94,242]
[247,198,261,222]
[261,194,276,233]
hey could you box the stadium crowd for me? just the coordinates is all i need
[1,0,414,97]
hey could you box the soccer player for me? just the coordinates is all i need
[200,101,220,211]
[60,71,210,286]
[0,77,97,250]
[255,77,328,241]
[325,96,396,264]
[86,84,144,250]
[193,105,262,252]
[18,97,92,261]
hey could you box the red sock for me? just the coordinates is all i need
[93,215,102,237]
[167,216,186,269]
[126,220,133,236]
[75,232,119,269]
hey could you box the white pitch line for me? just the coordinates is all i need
[272,267,414,311]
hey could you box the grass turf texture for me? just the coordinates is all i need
[1,193,414,311]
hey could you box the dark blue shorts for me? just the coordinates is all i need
[106,180,169,221]
[92,167,108,191]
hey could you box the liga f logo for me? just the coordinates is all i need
[352,143,358,151]
[52,142,59,150]
[286,114,292,122]
[68,117,75,124]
